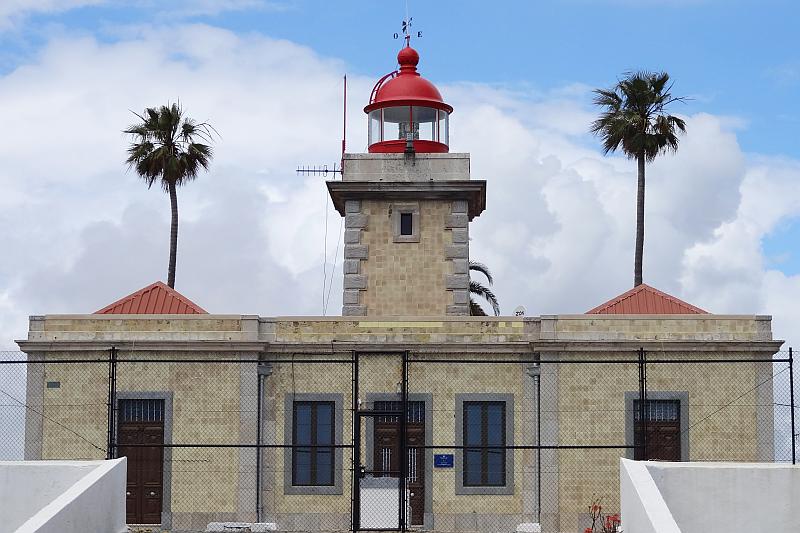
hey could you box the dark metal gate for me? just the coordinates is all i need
[352,350,410,531]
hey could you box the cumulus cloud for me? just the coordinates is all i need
[1,22,800,360]
[0,1,290,32]
[0,0,105,30]
[153,0,292,17]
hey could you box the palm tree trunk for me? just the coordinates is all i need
[634,153,645,287]
[167,181,178,289]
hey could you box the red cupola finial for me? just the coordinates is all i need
[397,45,420,71]
[364,45,452,154]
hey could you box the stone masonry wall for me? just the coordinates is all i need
[34,351,252,531]
[343,199,469,316]
[266,353,531,532]
[546,351,767,533]
[22,314,779,531]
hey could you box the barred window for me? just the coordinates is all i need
[373,400,425,423]
[119,399,164,423]
[634,399,680,422]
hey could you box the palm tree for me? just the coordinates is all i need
[590,71,686,287]
[469,260,500,316]
[124,103,214,288]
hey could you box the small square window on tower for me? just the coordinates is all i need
[392,202,420,243]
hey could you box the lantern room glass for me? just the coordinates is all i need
[368,110,381,146]
[368,106,450,146]
[412,106,437,141]
[438,109,449,146]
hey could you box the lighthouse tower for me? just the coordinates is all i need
[328,44,486,316]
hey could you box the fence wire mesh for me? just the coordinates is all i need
[0,349,795,532]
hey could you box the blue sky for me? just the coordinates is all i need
[4,0,798,159]
[4,0,796,276]
[0,0,799,350]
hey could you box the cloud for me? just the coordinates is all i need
[0,0,105,30]
[140,0,293,18]
[0,1,292,32]
[765,62,800,87]
[1,23,800,361]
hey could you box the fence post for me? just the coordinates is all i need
[637,347,647,460]
[790,347,796,465]
[536,369,541,523]
[351,350,360,532]
[399,350,408,532]
[106,346,117,460]
[255,366,263,521]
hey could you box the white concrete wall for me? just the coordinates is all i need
[620,460,681,533]
[0,459,127,533]
[621,459,800,533]
[0,461,95,531]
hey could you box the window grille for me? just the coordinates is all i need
[119,399,164,423]
[634,399,680,422]
[373,401,425,423]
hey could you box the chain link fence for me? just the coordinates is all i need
[0,349,795,532]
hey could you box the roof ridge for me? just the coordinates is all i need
[94,281,207,314]
[587,283,706,315]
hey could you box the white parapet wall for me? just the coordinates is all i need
[621,458,800,533]
[0,458,127,533]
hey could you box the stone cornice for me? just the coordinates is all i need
[327,181,487,219]
[530,340,785,353]
[13,338,783,357]
[15,340,269,352]
[264,342,534,354]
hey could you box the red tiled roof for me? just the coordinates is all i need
[586,284,707,315]
[94,281,207,315]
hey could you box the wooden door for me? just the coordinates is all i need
[373,401,425,526]
[118,399,165,525]
[634,399,681,461]
[405,425,425,525]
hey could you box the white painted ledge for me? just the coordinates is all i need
[620,459,681,533]
[621,459,800,533]
[0,459,127,533]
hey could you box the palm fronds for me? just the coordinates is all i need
[469,261,500,316]
[590,71,687,161]
[123,102,216,288]
[124,102,215,192]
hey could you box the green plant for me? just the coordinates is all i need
[590,71,686,288]
[124,102,215,288]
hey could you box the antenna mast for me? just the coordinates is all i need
[342,74,347,158]
[405,0,410,46]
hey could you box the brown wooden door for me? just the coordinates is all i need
[118,399,165,525]
[372,401,425,526]
[641,422,681,461]
[634,399,681,461]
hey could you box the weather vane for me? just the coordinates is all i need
[394,3,421,46]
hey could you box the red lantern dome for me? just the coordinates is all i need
[364,45,452,154]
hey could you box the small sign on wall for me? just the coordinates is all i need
[434,454,454,468]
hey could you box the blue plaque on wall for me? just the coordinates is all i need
[434,454,454,468]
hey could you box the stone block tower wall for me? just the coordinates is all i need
[330,153,485,317]
[342,198,470,316]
